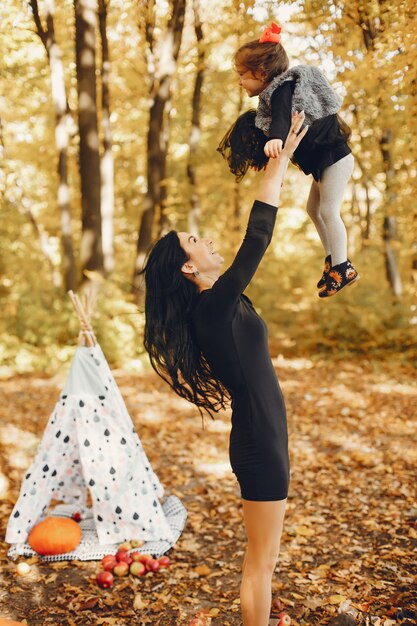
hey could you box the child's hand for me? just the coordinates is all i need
[282,111,308,157]
[264,138,283,158]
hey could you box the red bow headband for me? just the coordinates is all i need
[259,22,282,44]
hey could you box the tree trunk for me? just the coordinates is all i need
[357,3,377,52]
[22,197,62,288]
[380,129,403,298]
[74,0,104,279]
[186,0,205,236]
[363,181,371,242]
[383,217,403,298]
[0,117,61,287]
[351,149,372,245]
[29,0,77,291]
[356,5,402,297]
[351,109,373,244]
[133,0,186,297]
[98,0,115,275]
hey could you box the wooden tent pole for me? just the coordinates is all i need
[68,290,97,347]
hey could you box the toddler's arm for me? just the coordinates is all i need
[264,138,283,158]
[258,111,307,203]
[264,81,294,159]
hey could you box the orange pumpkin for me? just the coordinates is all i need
[28,516,82,555]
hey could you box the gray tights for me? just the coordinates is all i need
[306,153,354,266]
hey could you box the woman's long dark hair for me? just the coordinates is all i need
[140,231,230,416]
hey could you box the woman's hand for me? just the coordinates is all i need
[282,111,308,157]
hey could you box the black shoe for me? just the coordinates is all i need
[318,260,360,298]
[317,254,332,289]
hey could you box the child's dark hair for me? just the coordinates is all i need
[234,41,289,82]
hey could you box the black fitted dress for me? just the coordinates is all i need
[191,200,289,501]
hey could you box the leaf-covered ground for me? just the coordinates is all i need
[0,356,416,625]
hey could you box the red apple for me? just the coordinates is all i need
[137,553,153,564]
[72,512,82,522]
[96,570,114,588]
[116,550,133,565]
[158,556,170,568]
[113,561,129,577]
[278,614,291,626]
[101,555,117,571]
[118,541,132,551]
[130,561,146,577]
[146,558,160,573]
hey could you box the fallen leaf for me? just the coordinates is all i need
[328,595,347,605]
[133,592,146,610]
[50,561,69,570]
[304,596,323,610]
[195,565,212,577]
[209,608,220,617]
[295,525,314,537]
[44,573,58,584]
[180,537,202,552]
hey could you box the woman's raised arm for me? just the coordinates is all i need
[208,112,308,309]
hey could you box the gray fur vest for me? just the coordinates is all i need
[255,65,343,135]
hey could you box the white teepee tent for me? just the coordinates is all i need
[6,292,187,560]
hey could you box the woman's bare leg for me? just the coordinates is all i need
[240,499,287,626]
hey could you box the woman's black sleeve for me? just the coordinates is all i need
[209,200,278,309]
[268,81,294,141]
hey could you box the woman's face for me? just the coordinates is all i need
[177,232,224,277]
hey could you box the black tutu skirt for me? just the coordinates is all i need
[217,110,269,182]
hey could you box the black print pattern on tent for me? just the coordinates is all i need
[5,293,187,556]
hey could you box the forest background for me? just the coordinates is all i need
[1,0,416,374]
[1,4,416,624]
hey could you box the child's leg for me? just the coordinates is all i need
[306,179,331,256]
[317,154,354,266]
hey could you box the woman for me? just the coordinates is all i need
[142,112,308,626]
